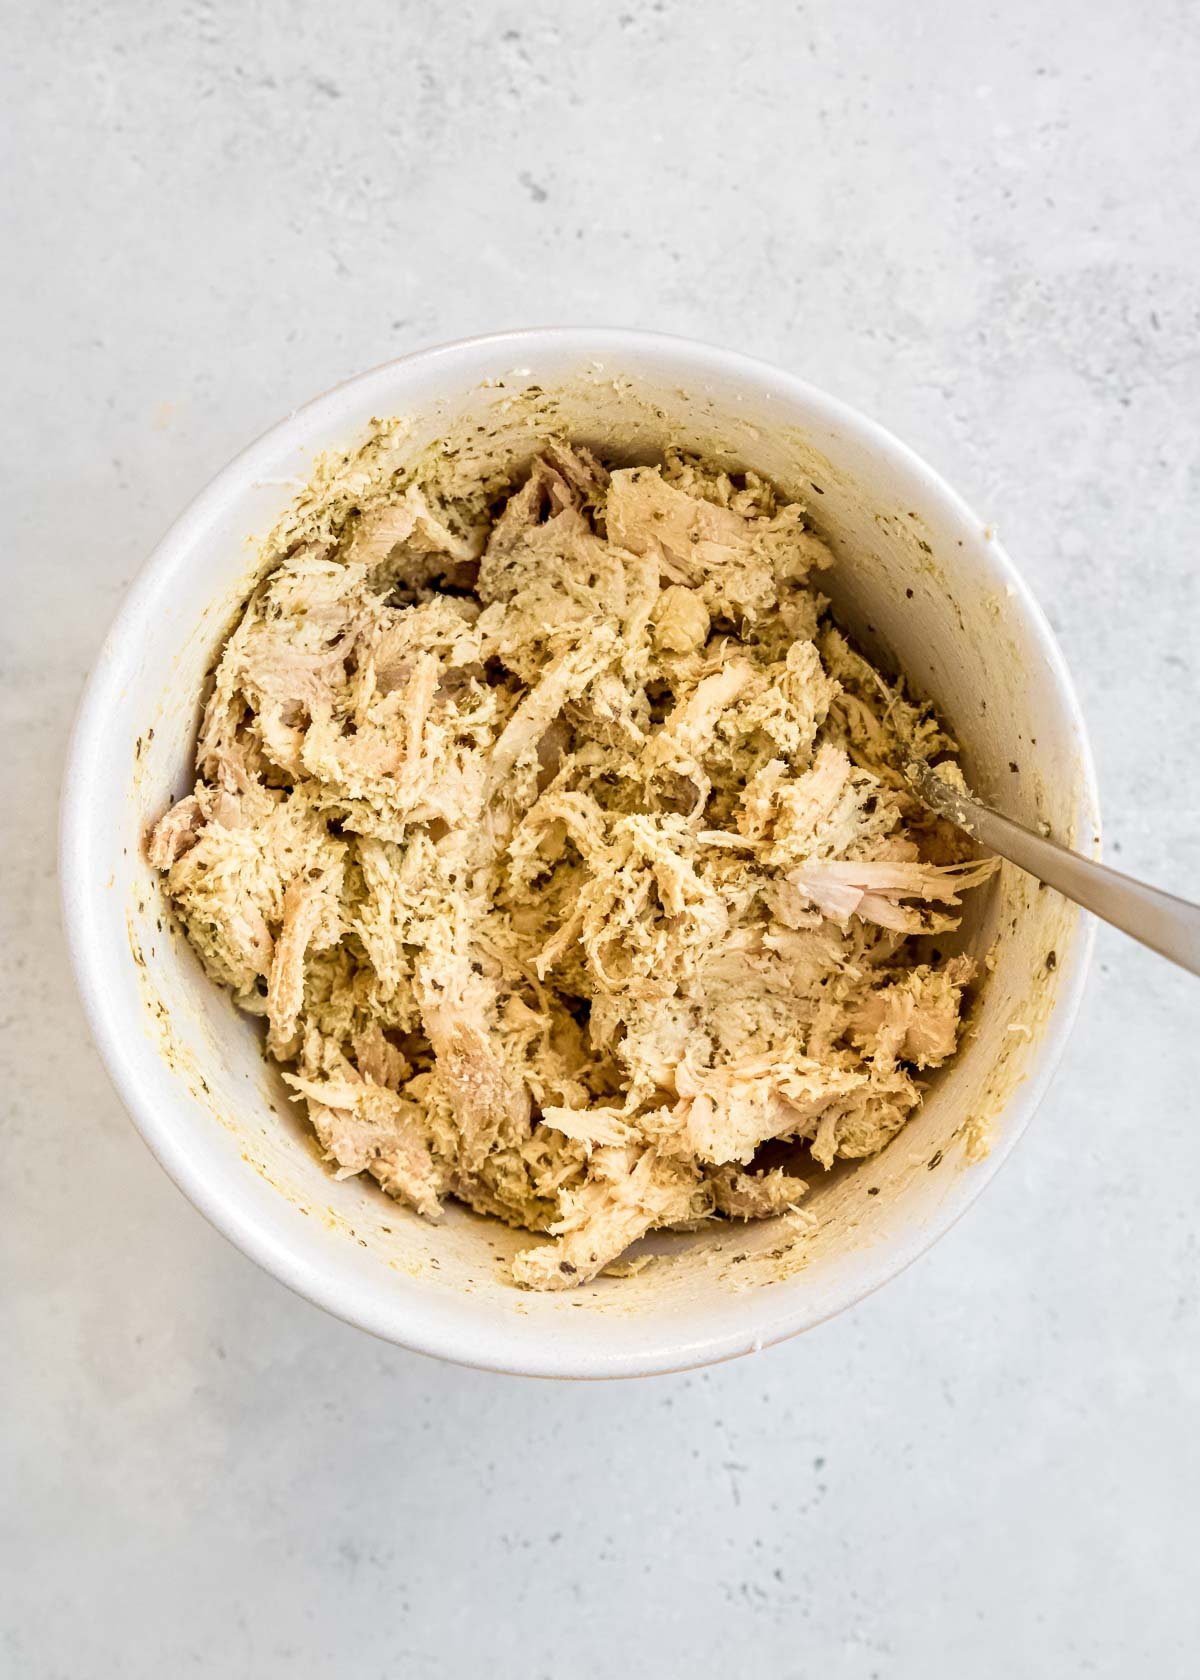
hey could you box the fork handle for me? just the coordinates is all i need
[910,764,1200,978]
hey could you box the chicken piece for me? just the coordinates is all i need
[511,1145,704,1289]
[651,585,710,654]
[640,659,755,790]
[783,856,998,934]
[674,1054,867,1166]
[728,639,837,768]
[739,743,876,857]
[147,794,204,870]
[819,624,956,773]
[351,1022,411,1091]
[606,465,782,623]
[287,1073,448,1220]
[808,1075,924,1167]
[541,1105,639,1149]
[485,443,608,556]
[486,630,616,795]
[707,1163,809,1220]
[159,791,341,995]
[410,858,533,1171]
[850,955,976,1070]
[346,484,484,568]
[608,465,758,578]
[266,864,342,1049]
[420,999,531,1172]
[572,814,731,995]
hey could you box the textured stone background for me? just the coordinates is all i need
[3,2,1198,1674]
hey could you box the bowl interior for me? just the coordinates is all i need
[64,334,1096,1375]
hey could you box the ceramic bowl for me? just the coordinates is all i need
[60,330,1098,1377]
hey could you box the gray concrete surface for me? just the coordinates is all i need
[3,2,1198,1675]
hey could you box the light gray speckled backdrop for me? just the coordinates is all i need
[3,2,1198,1675]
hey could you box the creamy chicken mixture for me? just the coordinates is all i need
[150,439,995,1289]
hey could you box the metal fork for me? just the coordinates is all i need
[905,759,1200,978]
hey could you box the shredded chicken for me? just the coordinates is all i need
[150,439,996,1288]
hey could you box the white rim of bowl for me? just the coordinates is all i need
[60,328,1100,1377]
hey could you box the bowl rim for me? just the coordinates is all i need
[59,327,1100,1377]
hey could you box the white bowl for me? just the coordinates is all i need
[61,329,1098,1378]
